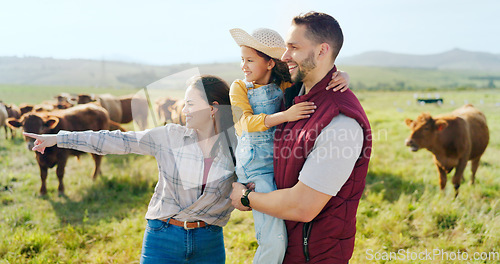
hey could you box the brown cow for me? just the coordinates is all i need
[169,99,186,126]
[7,104,110,195]
[6,104,21,119]
[405,104,489,196]
[5,104,21,139]
[155,97,177,125]
[119,95,149,130]
[77,94,122,124]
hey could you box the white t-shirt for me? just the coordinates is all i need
[297,113,364,196]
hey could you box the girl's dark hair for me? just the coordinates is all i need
[255,50,291,85]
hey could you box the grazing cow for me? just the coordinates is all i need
[405,104,489,196]
[155,97,177,125]
[6,104,21,119]
[7,104,110,195]
[77,94,122,124]
[119,95,149,130]
[5,104,21,139]
[0,102,7,139]
[169,99,186,126]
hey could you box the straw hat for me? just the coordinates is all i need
[229,28,286,59]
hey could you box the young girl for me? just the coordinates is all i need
[229,28,349,264]
[24,75,236,264]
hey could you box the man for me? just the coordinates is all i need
[231,12,372,263]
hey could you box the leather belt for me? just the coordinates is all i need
[162,218,207,230]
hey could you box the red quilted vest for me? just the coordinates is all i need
[274,67,372,264]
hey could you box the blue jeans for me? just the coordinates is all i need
[140,219,225,264]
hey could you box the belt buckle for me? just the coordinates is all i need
[183,221,200,230]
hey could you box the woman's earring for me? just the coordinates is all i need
[212,114,217,134]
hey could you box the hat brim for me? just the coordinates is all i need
[230,28,285,60]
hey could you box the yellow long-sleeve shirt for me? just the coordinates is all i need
[229,79,292,136]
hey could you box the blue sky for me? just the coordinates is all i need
[1,0,499,65]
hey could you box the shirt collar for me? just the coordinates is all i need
[294,65,337,103]
[183,127,197,139]
[298,84,306,96]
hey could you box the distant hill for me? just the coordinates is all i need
[338,49,500,71]
[1,49,499,90]
[0,56,242,88]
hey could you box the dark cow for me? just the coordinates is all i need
[405,104,489,196]
[7,104,110,195]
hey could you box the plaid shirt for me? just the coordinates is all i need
[57,124,237,227]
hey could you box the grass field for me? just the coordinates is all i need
[1,86,499,263]
[340,66,495,91]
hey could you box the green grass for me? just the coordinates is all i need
[0,84,140,105]
[340,65,498,90]
[1,87,500,263]
[353,90,500,263]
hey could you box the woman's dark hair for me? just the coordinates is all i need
[189,74,236,162]
[188,75,234,133]
[189,74,231,106]
[255,50,291,85]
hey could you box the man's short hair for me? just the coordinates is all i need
[292,12,344,61]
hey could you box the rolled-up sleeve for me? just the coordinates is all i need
[298,114,363,196]
[57,127,167,156]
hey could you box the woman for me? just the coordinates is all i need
[24,75,236,264]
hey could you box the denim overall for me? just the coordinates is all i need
[235,80,287,264]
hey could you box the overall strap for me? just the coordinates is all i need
[244,80,255,96]
[244,80,254,89]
